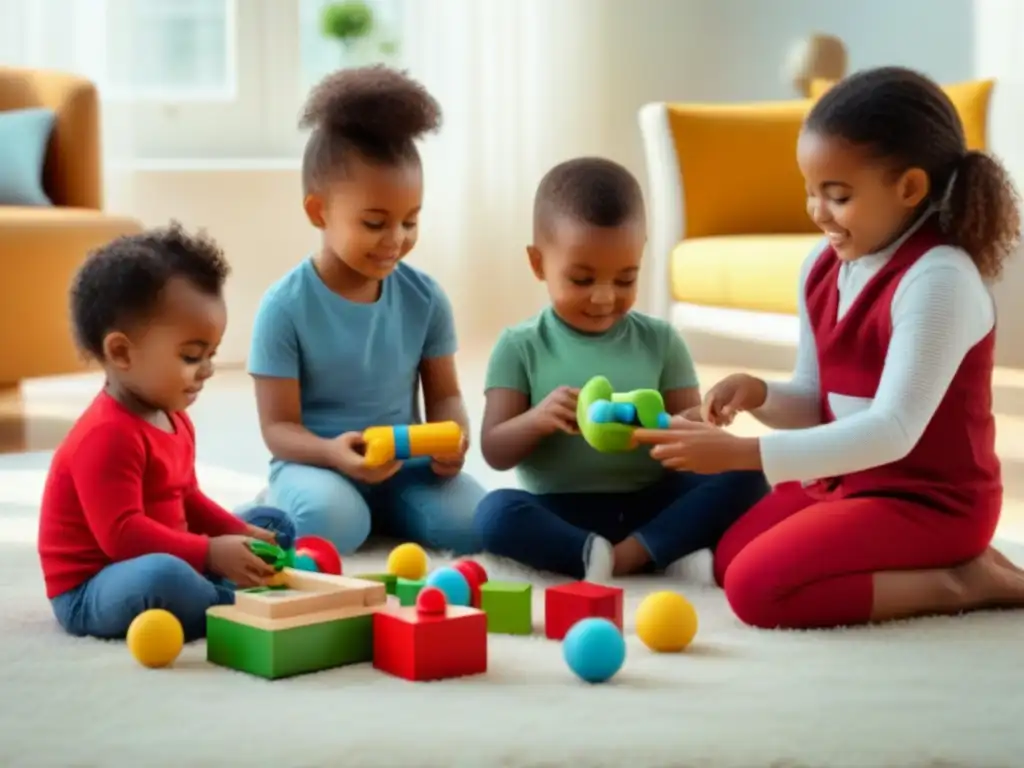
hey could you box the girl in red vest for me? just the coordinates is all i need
[635,66,1024,629]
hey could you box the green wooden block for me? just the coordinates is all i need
[354,573,397,595]
[480,581,532,634]
[206,607,374,680]
[395,577,426,606]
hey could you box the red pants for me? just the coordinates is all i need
[712,482,1000,629]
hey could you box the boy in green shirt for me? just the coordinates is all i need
[473,157,768,581]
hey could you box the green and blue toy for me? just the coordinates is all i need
[577,375,670,453]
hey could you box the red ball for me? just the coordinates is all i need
[452,560,488,607]
[416,586,447,616]
[293,535,342,575]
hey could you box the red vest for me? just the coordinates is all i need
[803,217,1001,517]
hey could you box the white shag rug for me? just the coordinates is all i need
[1,461,1024,768]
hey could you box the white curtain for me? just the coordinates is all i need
[398,0,619,344]
[0,0,137,210]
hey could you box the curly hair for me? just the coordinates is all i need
[299,65,442,194]
[806,66,1020,279]
[533,156,645,239]
[69,222,230,359]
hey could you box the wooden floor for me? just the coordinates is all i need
[3,347,1024,542]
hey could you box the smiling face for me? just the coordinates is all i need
[797,129,930,260]
[528,217,645,333]
[304,154,423,284]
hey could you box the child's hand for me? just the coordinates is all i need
[529,386,580,435]
[207,535,276,587]
[245,524,276,544]
[431,434,468,477]
[330,431,403,484]
[701,374,768,426]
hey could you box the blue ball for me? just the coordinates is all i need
[293,553,319,572]
[424,566,470,606]
[562,618,626,683]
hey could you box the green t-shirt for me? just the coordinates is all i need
[485,307,700,494]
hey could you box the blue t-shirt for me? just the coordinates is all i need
[248,258,457,439]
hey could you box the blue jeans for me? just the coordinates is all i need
[474,470,769,578]
[50,506,295,642]
[267,457,486,556]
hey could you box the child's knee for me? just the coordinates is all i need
[722,552,784,629]
[293,492,370,555]
[473,489,531,550]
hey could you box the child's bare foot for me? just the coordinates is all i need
[612,537,650,576]
[951,548,1024,609]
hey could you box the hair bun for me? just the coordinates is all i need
[299,64,442,147]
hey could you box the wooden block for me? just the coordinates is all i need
[544,581,623,640]
[373,603,487,682]
[233,569,385,620]
[206,603,379,679]
[353,572,398,595]
[395,577,426,606]
[480,581,532,635]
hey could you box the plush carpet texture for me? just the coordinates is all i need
[1,456,1023,767]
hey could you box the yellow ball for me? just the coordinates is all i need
[386,542,429,580]
[127,609,184,668]
[635,590,698,652]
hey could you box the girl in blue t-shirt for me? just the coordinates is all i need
[247,66,484,556]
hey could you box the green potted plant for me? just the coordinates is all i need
[321,0,376,61]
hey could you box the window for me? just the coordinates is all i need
[102,0,235,100]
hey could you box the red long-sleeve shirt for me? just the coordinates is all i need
[38,390,248,598]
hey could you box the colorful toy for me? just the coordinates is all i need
[293,553,319,572]
[354,572,398,595]
[577,375,670,453]
[248,540,293,570]
[562,617,626,683]
[373,589,488,682]
[396,577,427,606]
[386,542,429,580]
[480,581,532,635]
[635,590,698,652]
[545,581,624,640]
[424,566,471,606]
[206,570,387,679]
[294,535,343,575]
[127,609,184,669]
[451,559,488,607]
[362,421,463,468]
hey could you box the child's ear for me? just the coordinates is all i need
[102,331,133,371]
[526,245,544,280]
[303,194,326,229]
[897,167,930,209]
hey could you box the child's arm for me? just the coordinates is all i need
[479,330,559,470]
[419,286,469,434]
[758,252,991,484]
[660,327,703,418]
[249,295,339,469]
[70,424,210,570]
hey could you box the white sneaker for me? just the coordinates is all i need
[665,550,715,586]
[584,535,614,582]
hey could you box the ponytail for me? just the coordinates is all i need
[939,149,1021,280]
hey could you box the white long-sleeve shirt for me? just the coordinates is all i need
[753,214,996,487]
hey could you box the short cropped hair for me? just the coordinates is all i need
[533,156,645,239]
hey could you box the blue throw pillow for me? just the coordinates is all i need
[0,107,56,206]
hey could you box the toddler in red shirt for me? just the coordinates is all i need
[38,224,295,642]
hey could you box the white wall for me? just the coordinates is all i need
[111,0,1017,366]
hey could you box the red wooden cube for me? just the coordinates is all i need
[544,581,624,640]
[373,603,487,681]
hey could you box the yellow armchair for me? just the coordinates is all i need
[0,67,143,387]
[638,79,995,322]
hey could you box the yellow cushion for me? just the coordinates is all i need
[808,78,993,150]
[671,234,821,316]
[666,99,821,240]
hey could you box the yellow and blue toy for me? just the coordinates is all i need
[362,421,463,468]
